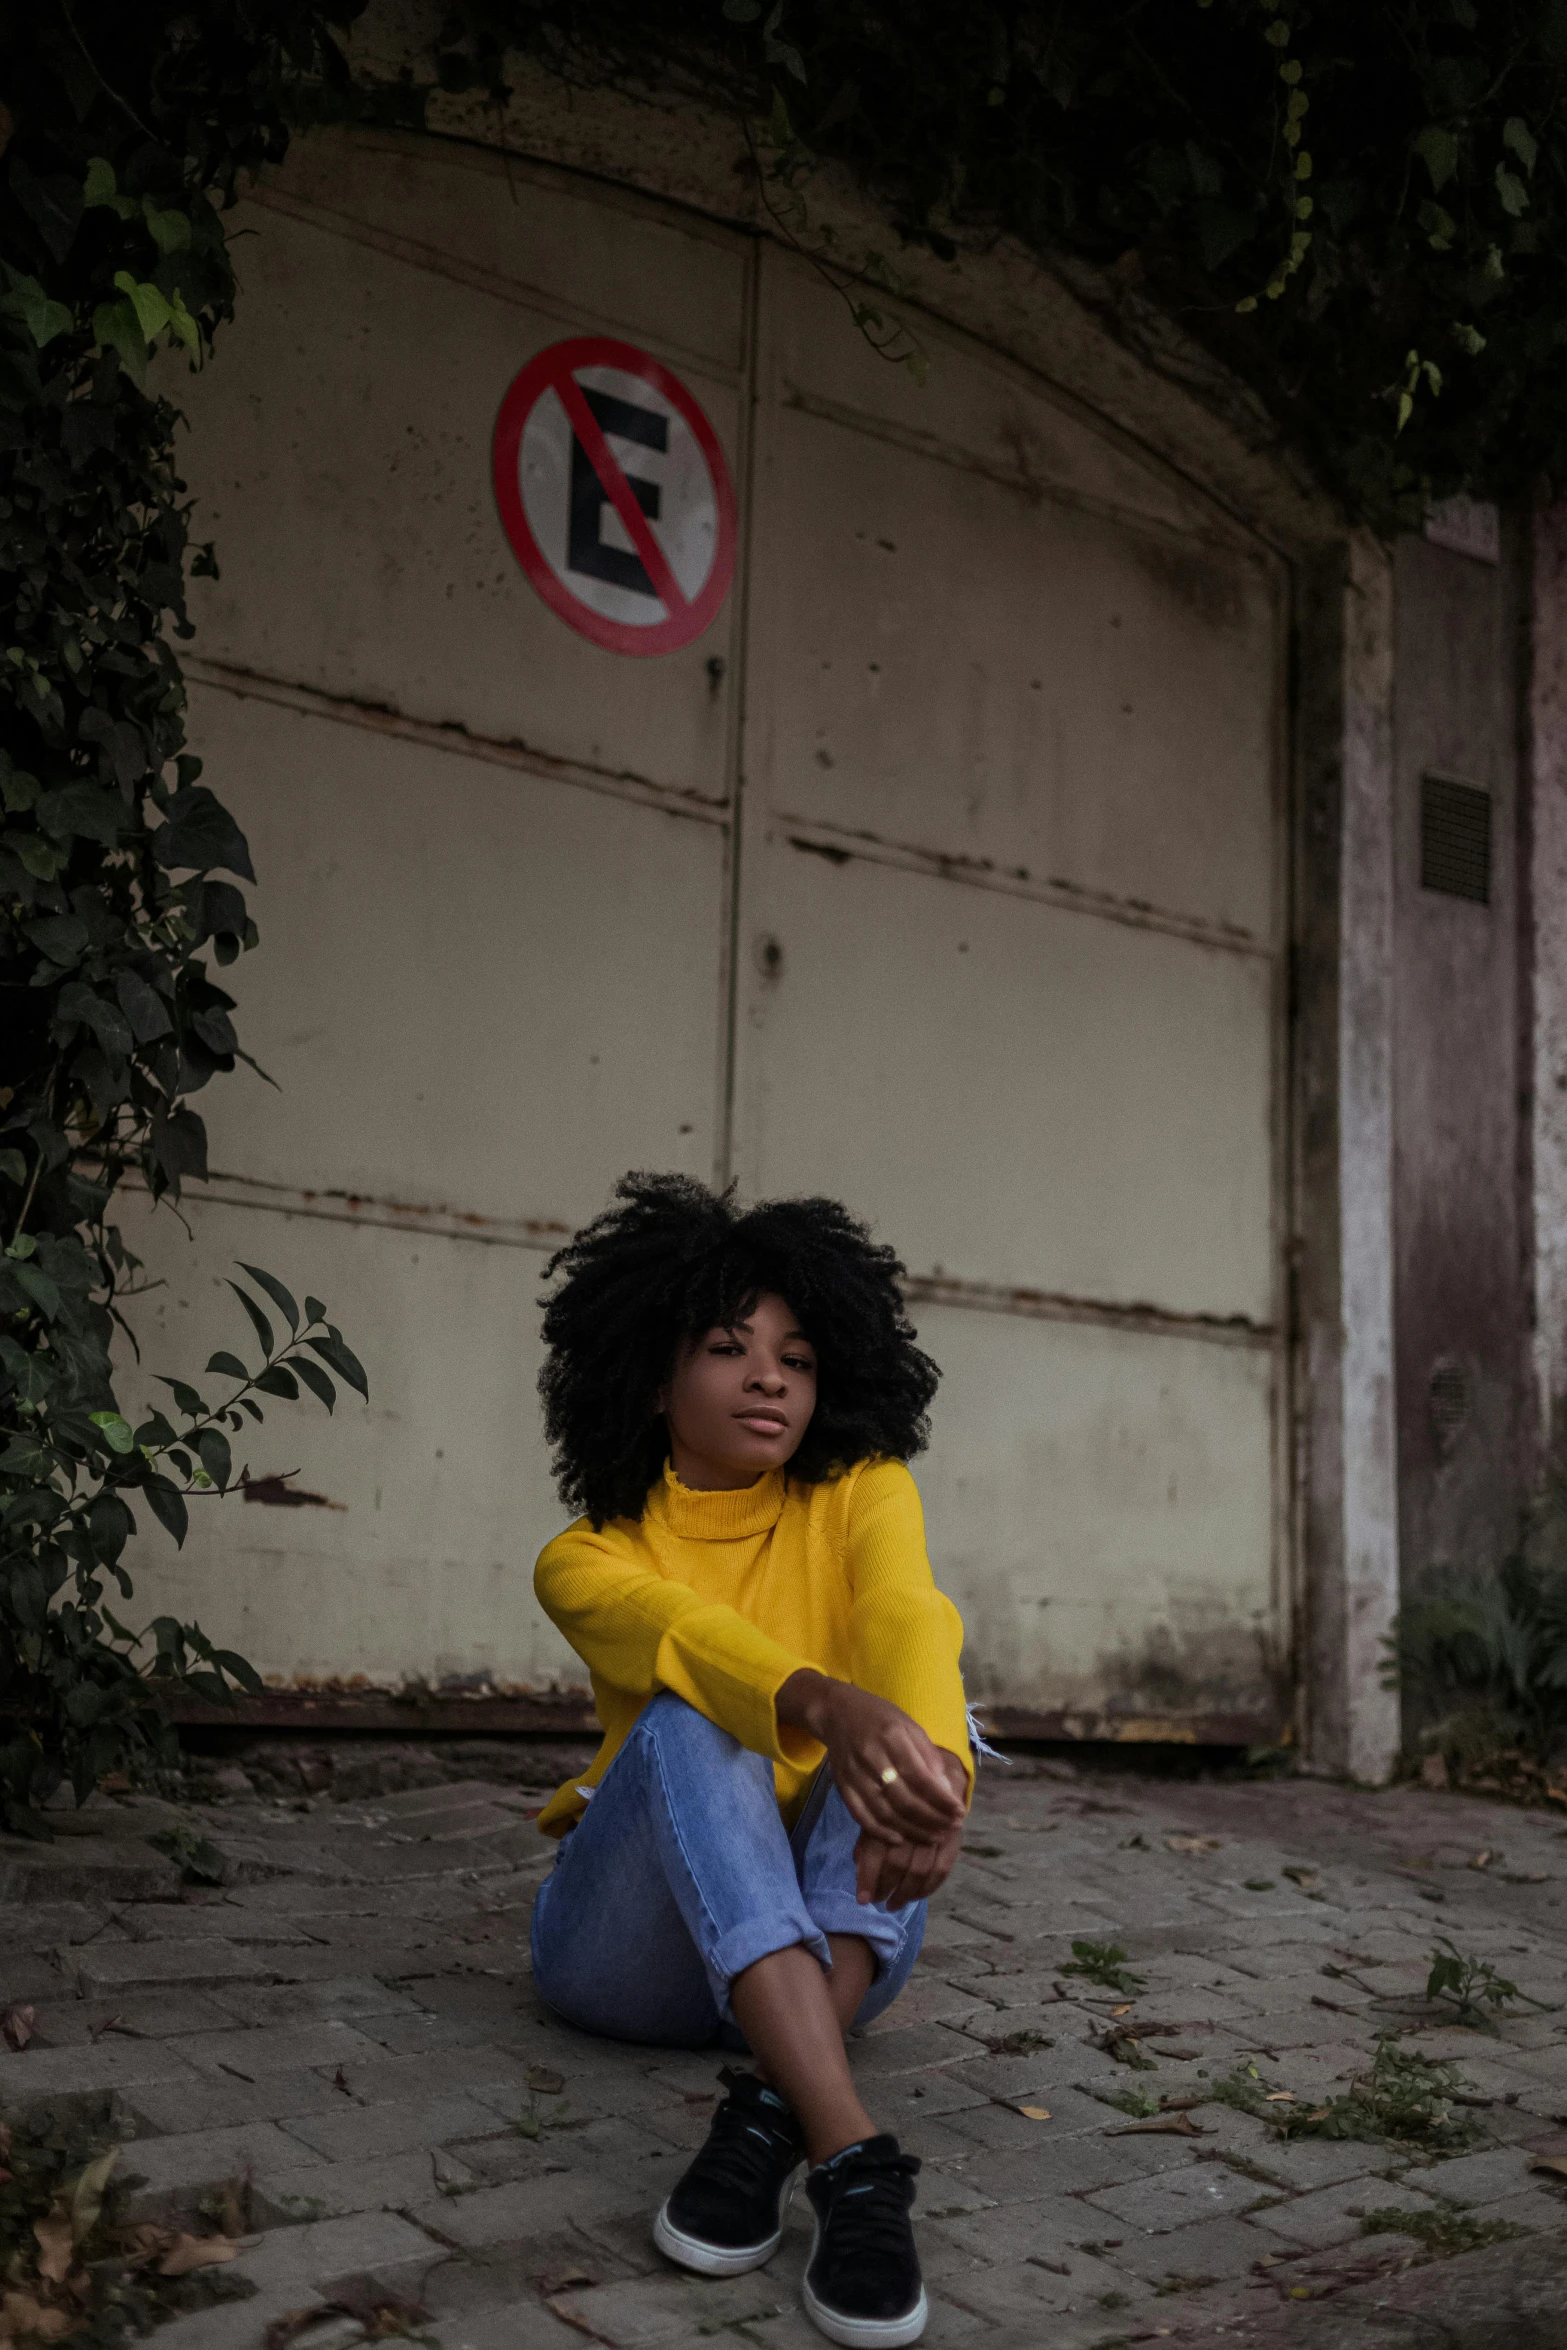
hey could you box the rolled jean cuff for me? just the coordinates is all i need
[806,1897,914,1982]
[709,1913,832,2019]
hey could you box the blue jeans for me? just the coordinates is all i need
[530,1692,927,2047]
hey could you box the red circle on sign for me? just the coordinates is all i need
[492,335,737,658]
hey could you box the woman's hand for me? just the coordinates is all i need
[854,1819,964,1909]
[776,1670,968,1846]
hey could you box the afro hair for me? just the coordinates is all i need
[538,1172,940,1526]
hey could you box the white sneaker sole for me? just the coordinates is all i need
[801,2215,929,2347]
[653,2169,800,2277]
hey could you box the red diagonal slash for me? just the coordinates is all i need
[554,371,688,616]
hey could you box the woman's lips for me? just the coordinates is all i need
[736,1411,787,1434]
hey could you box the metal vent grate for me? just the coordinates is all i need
[1420,774,1491,904]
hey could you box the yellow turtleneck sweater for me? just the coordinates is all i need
[532,1457,970,1838]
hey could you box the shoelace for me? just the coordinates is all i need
[685,2069,797,2198]
[817,2150,919,2263]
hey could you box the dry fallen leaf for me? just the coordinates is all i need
[534,2266,596,2297]
[3,2292,72,2343]
[1282,1865,1320,1888]
[264,2283,429,2348]
[159,2234,239,2278]
[1264,2091,1297,2103]
[1165,1835,1221,1854]
[1255,2252,1284,2269]
[1111,2113,1207,2137]
[1305,2107,1332,2123]
[528,2066,566,2095]
[1110,2002,1134,2018]
[2,2007,35,2053]
[33,2207,74,2285]
[1468,1850,1493,1870]
[1529,2154,1567,2180]
[1017,2105,1051,2121]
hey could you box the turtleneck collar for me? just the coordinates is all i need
[647,1460,786,1540]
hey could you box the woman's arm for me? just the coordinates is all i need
[537,1528,815,1763]
[777,1666,968,1907]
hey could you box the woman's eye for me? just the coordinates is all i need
[784,1354,815,1373]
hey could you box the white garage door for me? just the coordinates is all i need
[120,127,1289,1737]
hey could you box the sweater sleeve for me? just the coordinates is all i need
[534,1523,812,1764]
[844,1461,974,1792]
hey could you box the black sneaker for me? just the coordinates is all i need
[653,2066,805,2276]
[802,2136,926,2348]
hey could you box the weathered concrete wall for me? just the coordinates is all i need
[1295,538,1402,1782]
[1530,507,1567,1464]
[1391,530,1529,1596]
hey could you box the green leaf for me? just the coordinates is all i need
[212,1648,264,1695]
[1413,125,1459,193]
[206,1351,249,1380]
[254,1363,299,1399]
[14,1262,62,1320]
[1452,320,1487,356]
[309,1328,369,1401]
[5,272,74,349]
[143,203,193,254]
[89,1411,135,1456]
[157,1377,207,1420]
[115,968,172,1044]
[111,269,172,340]
[143,1477,189,1548]
[304,1296,327,1327]
[195,1426,231,1490]
[292,1357,336,1414]
[1495,164,1529,217]
[1502,116,1538,175]
[227,1282,274,1361]
[82,157,117,208]
[238,1262,299,1334]
[91,298,147,385]
[1418,200,1455,251]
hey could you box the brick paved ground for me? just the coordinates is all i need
[4,1748,1567,2349]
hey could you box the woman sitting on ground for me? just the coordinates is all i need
[528,1172,972,2350]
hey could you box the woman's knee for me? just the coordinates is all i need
[636,1691,756,1774]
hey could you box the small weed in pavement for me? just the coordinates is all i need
[982,2027,1055,2055]
[1062,1939,1145,1995]
[1361,2206,1525,2259]
[509,2096,576,2140]
[1425,1937,1521,2030]
[146,1825,230,1885]
[1275,2039,1482,2154]
[1104,2087,1162,2118]
[1206,2060,1281,2114]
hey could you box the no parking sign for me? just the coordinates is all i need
[492,336,737,657]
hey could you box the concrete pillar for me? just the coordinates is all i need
[1529,506,1567,1463]
[1296,535,1402,1782]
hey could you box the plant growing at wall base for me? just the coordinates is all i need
[1,3,367,1824]
[1386,1492,1567,1773]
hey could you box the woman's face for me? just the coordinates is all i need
[661,1291,818,1489]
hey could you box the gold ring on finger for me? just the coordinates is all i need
[880,1766,900,1786]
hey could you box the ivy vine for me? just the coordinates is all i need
[431,0,1567,526]
[0,3,366,1829]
